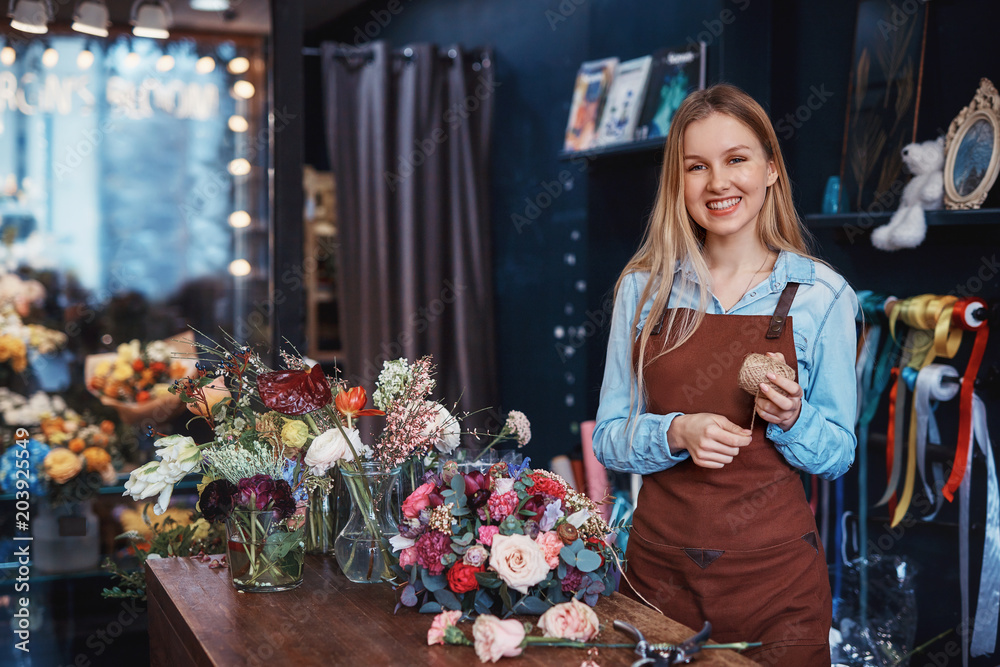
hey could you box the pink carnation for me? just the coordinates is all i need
[399,546,418,568]
[535,531,563,570]
[478,525,500,547]
[488,490,518,521]
[427,610,462,646]
[415,530,451,575]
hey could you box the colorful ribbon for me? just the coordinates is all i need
[943,298,990,502]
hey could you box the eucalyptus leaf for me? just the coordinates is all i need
[575,548,602,573]
[499,584,513,614]
[512,595,551,615]
[474,590,494,615]
[419,601,442,614]
[475,571,501,589]
[450,474,466,495]
[421,570,447,592]
[400,584,418,607]
[434,588,462,611]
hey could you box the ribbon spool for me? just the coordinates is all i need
[738,353,795,430]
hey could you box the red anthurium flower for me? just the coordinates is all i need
[256,364,332,415]
[334,387,385,420]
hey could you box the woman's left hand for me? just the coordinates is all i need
[755,351,803,431]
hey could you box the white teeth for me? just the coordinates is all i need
[707,197,740,210]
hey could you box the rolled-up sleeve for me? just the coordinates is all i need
[767,282,859,480]
[593,273,690,475]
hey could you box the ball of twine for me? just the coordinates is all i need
[738,353,795,397]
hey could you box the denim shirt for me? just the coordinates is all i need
[593,250,859,480]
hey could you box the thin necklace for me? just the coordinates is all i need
[732,251,772,310]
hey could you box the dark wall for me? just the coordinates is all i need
[309,0,773,467]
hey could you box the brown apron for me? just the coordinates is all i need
[625,283,832,666]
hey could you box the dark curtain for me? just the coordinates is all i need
[321,41,498,435]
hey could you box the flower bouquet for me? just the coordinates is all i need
[84,333,196,425]
[392,460,620,618]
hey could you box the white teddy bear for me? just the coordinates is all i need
[871,137,945,251]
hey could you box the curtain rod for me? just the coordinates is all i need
[302,46,489,65]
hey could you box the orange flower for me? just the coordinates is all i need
[150,361,167,375]
[68,438,86,453]
[334,387,385,421]
[100,420,115,434]
[90,432,110,448]
[135,390,151,403]
[132,358,145,372]
[81,447,112,472]
[140,368,156,385]
[169,362,188,379]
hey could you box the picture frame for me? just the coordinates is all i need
[943,78,1000,210]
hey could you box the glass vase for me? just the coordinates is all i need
[225,507,307,592]
[305,477,337,555]
[335,461,401,584]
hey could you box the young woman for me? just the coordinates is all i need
[593,83,857,666]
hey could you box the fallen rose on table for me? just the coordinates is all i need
[427,603,762,663]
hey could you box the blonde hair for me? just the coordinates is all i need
[616,83,817,426]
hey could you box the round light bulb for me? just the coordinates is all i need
[227,56,249,74]
[228,159,251,176]
[232,80,255,99]
[77,49,94,69]
[227,115,248,133]
[42,48,58,68]
[1,47,17,66]
[229,259,252,276]
[228,210,251,228]
[156,54,174,72]
[124,52,141,68]
[195,56,215,74]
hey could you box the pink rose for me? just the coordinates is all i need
[537,598,600,641]
[398,546,418,568]
[489,534,549,594]
[472,615,525,663]
[478,525,500,547]
[427,610,462,646]
[402,482,438,518]
[535,531,563,570]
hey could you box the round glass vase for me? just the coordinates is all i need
[225,507,307,593]
[334,461,401,584]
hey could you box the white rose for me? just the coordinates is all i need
[305,427,361,475]
[489,533,550,594]
[424,402,461,454]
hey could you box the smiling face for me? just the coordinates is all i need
[682,112,778,244]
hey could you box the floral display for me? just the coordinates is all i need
[0,272,67,376]
[393,461,619,618]
[86,339,189,404]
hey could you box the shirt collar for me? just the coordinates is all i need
[674,249,816,292]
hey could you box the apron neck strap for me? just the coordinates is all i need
[766,282,800,340]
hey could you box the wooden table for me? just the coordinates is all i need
[146,555,758,666]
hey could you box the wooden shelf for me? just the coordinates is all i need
[804,207,1000,230]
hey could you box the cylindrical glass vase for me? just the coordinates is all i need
[334,462,400,584]
[225,507,307,592]
[305,481,336,555]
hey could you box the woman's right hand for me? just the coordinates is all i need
[666,413,752,468]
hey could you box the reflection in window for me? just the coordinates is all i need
[0,32,269,459]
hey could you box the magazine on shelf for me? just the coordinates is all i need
[595,55,654,146]
[563,57,618,152]
[634,42,707,142]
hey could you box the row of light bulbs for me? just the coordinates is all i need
[0,43,250,76]
[10,0,177,39]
